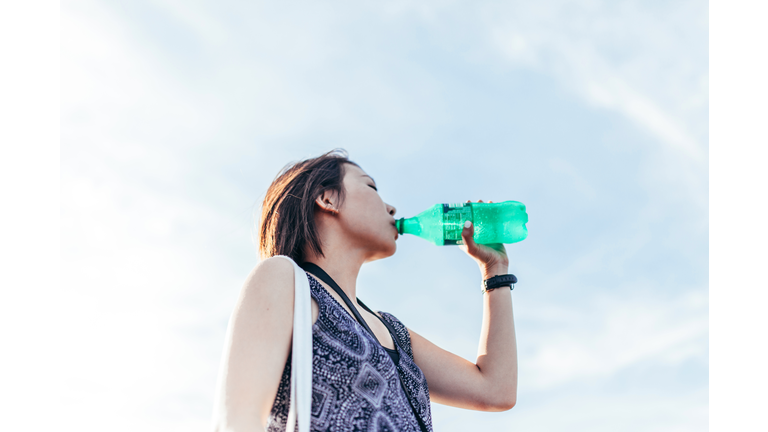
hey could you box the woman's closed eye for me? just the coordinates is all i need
[369,184,378,191]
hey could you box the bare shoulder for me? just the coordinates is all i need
[251,255,295,280]
[239,256,296,303]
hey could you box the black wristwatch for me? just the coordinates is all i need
[482,274,518,293]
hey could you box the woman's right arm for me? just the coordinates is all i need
[212,256,295,432]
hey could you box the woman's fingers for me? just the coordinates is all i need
[459,200,509,268]
[461,220,477,253]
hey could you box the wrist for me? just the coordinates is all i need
[481,263,509,279]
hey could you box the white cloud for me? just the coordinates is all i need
[57,163,244,430]
[520,289,708,390]
[485,0,708,166]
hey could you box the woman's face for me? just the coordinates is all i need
[336,163,398,261]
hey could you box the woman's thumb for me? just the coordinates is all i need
[462,220,475,248]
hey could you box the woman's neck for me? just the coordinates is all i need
[303,243,366,301]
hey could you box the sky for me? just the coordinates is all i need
[54,0,707,430]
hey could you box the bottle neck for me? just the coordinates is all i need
[396,217,423,236]
[396,218,404,235]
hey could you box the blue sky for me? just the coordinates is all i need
[59,0,708,430]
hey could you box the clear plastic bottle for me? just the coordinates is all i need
[395,201,528,246]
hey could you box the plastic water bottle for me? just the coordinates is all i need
[395,201,528,246]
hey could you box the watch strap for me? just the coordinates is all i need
[483,274,518,293]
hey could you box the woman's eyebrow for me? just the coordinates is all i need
[361,174,377,187]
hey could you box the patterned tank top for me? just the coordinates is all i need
[266,272,433,432]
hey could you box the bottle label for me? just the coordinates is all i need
[442,203,472,245]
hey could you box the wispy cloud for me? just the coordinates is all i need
[484,1,708,167]
[520,289,708,390]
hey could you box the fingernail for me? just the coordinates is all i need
[464,221,472,229]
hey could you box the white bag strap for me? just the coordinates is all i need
[274,255,312,432]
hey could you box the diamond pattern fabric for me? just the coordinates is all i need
[266,272,433,432]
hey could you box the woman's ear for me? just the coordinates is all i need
[314,190,340,215]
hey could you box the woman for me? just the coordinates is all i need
[212,149,518,431]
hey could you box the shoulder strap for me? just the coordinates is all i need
[300,263,402,363]
[272,256,312,432]
[356,299,404,352]
[298,262,379,340]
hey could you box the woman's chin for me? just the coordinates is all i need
[366,242,397,262]
[386,238,397,256]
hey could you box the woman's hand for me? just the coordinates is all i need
[459,200,510,278]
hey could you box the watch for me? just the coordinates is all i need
[482,274,518,293]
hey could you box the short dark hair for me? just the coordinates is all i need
[258,149,360,263]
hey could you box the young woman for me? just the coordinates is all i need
[212,150,518,432]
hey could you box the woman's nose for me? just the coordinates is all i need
[387,204,396,216]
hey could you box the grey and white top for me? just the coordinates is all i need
[266,272,433,432]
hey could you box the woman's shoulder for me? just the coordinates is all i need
[240,256,296,299]
[257,255,296,272]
